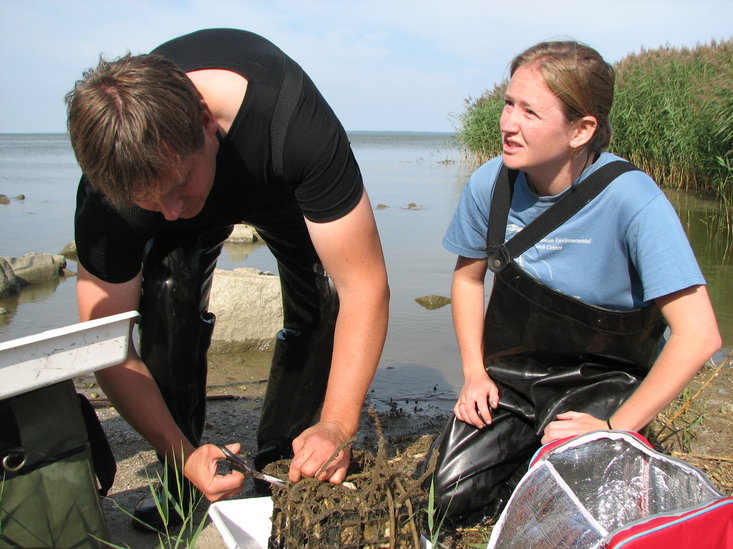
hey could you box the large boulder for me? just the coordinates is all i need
[60,241,78,261]
[6,253,66,286]
[208,267,283,353]
[0,258,21,298]
[226,224,259,243]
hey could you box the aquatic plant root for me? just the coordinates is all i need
[266,409,436,548]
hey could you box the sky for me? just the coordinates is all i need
[1,0,732,134]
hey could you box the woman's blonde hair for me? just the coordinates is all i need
[511,41,615,155]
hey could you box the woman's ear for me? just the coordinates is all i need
[570,115,598,149]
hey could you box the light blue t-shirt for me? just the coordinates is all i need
[443,153,705,310]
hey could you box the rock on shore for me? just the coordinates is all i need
[1,226,284,350]
[0,253,67,298]
[209,267,283,352]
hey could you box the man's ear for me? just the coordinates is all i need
[200,101,218,136]
[570,115,598,149]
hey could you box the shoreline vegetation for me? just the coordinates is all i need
[457,40,733,215]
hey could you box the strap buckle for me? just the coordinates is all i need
[487,244,511,273]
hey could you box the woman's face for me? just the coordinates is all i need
[500,65,577,181]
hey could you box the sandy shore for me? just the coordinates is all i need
[89,381,449,548]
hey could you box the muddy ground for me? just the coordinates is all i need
[80,351,733,548]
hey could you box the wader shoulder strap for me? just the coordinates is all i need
[486,160,639,272]
[486,164,518,269]
[270,58,304,181]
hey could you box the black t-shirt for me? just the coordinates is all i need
[75,28,364,283]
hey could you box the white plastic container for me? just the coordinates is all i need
[208,497,274,549]
[0,310,138,399]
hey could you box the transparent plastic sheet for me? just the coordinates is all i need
[488,431,726,548]
[549,437,721,532]
[487,464,606,549]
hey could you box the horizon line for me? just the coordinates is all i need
[0,129,458,136]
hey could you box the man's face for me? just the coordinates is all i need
[132,109,219,220]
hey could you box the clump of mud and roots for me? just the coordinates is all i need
[265,410,437,548]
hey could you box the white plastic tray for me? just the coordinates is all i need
[208,497,273,549]
[0,310,138,399]
[208,496,434,549]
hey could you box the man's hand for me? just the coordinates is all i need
[288,421,351,484]
[183,443,245,502]
[541,411,608,445]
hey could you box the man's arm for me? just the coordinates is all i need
[77,264,196,463]
[288,190,390,483]
[77,264,244,500]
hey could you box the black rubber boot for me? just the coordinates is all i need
[133,225,231,530]
[254,262,339,488]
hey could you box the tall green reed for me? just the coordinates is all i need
[611,41,733,202]
[457,81,506,165]
[95,452,207,549]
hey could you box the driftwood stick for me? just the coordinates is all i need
[672,451,733,463]
[395,478,421,549]
[386,487,397,549]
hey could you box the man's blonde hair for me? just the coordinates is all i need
[66,53,205,205]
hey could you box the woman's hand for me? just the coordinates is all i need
[183,443,245,502]
[454,372,500,429]
[541,411,608,444]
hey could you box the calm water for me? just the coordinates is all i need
[1,133,731,411]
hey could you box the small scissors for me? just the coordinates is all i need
[216,444,288,486]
